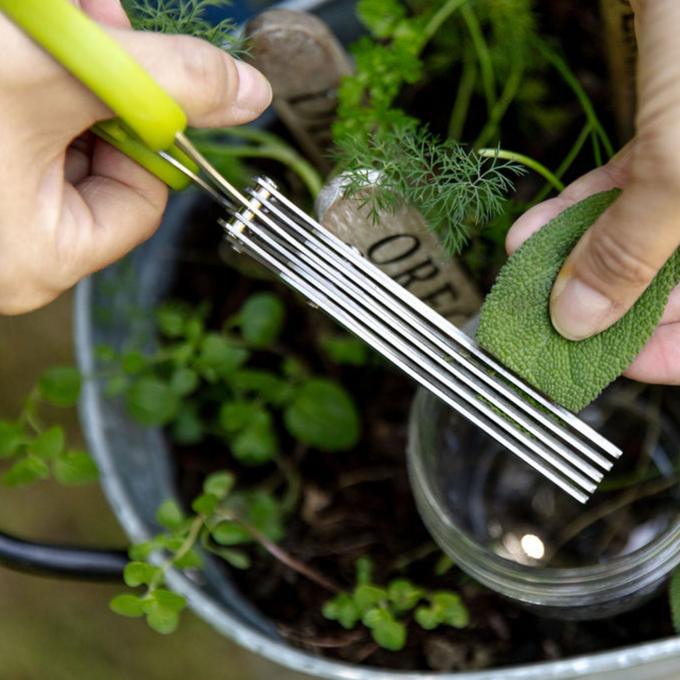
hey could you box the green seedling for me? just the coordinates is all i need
[109,469,285,633]
[98,291,361,460]
[0,367,97,488]
[322,556,469,651]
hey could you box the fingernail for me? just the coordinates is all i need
[234,61,272,113]
[550,273,614,340]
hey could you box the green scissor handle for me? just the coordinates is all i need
[0,0,198,190]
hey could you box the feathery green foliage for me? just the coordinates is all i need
[477,190,680,411]
[122,0,248,56]
[335,127,525,255]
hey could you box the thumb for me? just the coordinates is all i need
[549,157,680,340]
[550,0,680,341]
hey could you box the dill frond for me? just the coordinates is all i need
[335,127,526,256]
[122,0,248,57]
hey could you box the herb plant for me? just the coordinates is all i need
[323,556,469,651]
[333,0,614,257]
[0,367,97,488]
[122,0,248,55]
[110,470,287,633]
[98,292,361,457]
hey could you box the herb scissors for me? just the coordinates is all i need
[0,0,250,208]
[0,0,623,502]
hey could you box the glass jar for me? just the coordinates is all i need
[408,376,680,620]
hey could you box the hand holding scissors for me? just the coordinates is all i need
[0,0,271,314]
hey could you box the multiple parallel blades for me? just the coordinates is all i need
[221,176,622,503]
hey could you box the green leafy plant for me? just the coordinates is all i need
[123,0,248,55]
[110,469,289,633]
[98,291,361,459]
[334,0,614,257]
[476,190,680,412]
[322,556,469,651]
[0,367,97,488]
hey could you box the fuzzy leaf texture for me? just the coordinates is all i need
[477,189,680,411]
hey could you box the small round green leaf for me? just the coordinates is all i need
[125,377,179,427]
[354,584,387,615]
[171,405,204,445]
[230,411,277,465]
[239,293,285,348]
[2,457,50,487]
[110,594,145,618]
[170,368,199,396]
[0,422,26,459]
[128,541,156,561]
[211,521,251,546]
[103,376,129,398]
[414,605,440,630]
[284,379,360,451]
[230,370,291,405]
[155,303,189,338]
[388,579,423,612]
[219,400,258,433]
[433,591,469,628]
[54,450,99,485]
[211,546,251,569]
[322,335,368,366]
[191,492,218,516]
[39,366,81,407]
[122,351,146,374]
[203,471,235,499]
[371,617,407,651]
[94,345,118,363]
[362,606,391,629]
[322,593,360,629]
[199,334,249,376]
[173,549,203,570]
[145,606,180,635]
[28,427,64,460]
[156,499,185,530]
[142,589,186,633]
[123,561,161,588]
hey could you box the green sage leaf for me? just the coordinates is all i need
[477,190,680,411]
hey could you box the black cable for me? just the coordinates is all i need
[0,530,128,581]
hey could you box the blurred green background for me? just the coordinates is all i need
[0,292,306,680]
